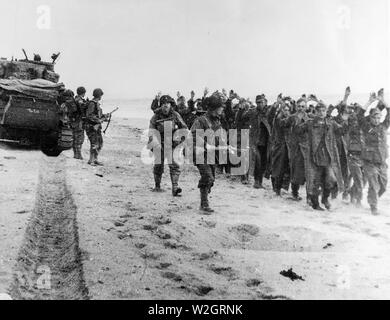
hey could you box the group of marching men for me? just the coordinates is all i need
[149,87,389,215]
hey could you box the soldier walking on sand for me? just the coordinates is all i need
[85,88,107,166]
[356,90,390,215]
[297,101,348,211]
[280,97,311,201]
[70,86,87,160]
[148,95,188,196]
[190,93,234,213]
[235,94,272,189]
[270,98,292,196]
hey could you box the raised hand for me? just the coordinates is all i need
[176,91,181,98]
[222,88,228,97]
[203,87,209,97]
[378,88,384,101]
[190,90,195,99]
[369,92,377,103]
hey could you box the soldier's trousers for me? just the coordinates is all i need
[153,146,180,181]
[253,145,268,182]
[86,126,103,154]
[348,153,364,201]
[71,121,85,147]
[197,164,216,190]
[363,161,387,207]
[311,165,337,197]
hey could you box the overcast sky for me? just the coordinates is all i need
[0,0,388,100]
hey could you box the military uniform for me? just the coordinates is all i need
[297,116,347,209]
[345,113,365,203]
[191,111,222,211]
[281,111,310,199]
[149,109,187,196]
[270,111,291,195]
[85,99,104,165]
[236,106,272,188]
[356,106,390,212]
[70,95,86,159]
[333,112,350,199]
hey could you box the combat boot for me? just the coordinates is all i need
[370,205,379,216]
[88,150,96,166]
[73,146,77,159]
[322,190,331,210]
[200,188,214,214]
[253,177,264,189]
[74,145,83,160]
[77,145,84,160]
[94,152,104,166]
[291,184,302,201]
[152,174,164,192]
[311,195,325,211]
[241,175,249,185]
[170,172,182,197]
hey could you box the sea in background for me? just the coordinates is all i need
[103,92,388,122]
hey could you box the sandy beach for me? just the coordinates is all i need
[1,116,390,300]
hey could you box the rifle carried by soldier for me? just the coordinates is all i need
[102,107,119,134]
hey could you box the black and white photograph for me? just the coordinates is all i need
[0,0,390,305]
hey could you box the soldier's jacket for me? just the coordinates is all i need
[86,99,104,130]
[176,102,197,129]
[190,112,223,164]
[297,116,348,194]
[220,99,236,131]
[74,95,86,121]
[356,106,390,165]
[149,109,187,146]
[281,111,311,185]
[235,106,272,147]
[270,111,291,179]
[345,113,364,153]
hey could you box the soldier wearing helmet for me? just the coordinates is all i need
[190,93,232,213]
[148,94,188,196]
[70,86,87,160]
[85,88,108,166]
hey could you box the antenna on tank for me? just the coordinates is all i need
[22,48,29,60]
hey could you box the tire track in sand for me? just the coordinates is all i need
[9,156,89,300]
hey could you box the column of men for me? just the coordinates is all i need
[148,87,390,216]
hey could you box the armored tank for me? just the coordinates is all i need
[0,50,73,157]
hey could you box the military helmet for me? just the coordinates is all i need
[63,89,74,98]
[160,95,175,106]
[93,88,104,98]
[204,94,224,111]
[77,86,86,95]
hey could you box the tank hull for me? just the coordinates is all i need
[0,96,72,156]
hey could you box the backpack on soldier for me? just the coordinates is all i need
[79,98,90,119]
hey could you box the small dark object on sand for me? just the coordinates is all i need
[323,243,333,249]
[280,268,305,281]
[95,173,103,178]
